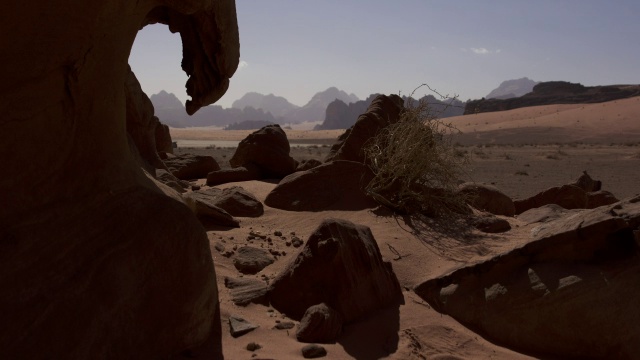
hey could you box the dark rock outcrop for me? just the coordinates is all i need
[457,182,515,217]
[229,124,298,178]
[164,153,221,180]
[187,186,263,217]
[206,165,262,186]
[125,66,167,172]
[296,159,323,172]
[514,172,615,214]
[0,0,239,358]
[465,81,640,115]
[224,277,268,306]
[296,303,343,344]
[155,123,174,154]
[268,219,403,322]
[325,95,404,163]
[233,246,275,275]
[264,161,376,211]
[415,195,640,359]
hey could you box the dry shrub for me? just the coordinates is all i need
[363,89,470,216]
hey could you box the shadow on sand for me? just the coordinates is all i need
[338,301,403,360]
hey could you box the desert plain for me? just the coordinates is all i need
[169,96,640,359]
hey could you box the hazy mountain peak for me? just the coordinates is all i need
[150,90,183,109]
[486,77,540,99]
[305,87,360,108]
[231,92,299,118]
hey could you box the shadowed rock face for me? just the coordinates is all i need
[415,196,640,358]
[0,1,238,359]
[268,219,403,322]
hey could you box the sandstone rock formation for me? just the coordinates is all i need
[296,303,344,343]
[0,1,239,358]
[229,124,298,178]
[164,153,221,180]
[457,182,515,216]
[206,165,263,186]
[514,172,617,214]
[224,277,268,306]
[268,219,403,322]
[325,94,404,163]
[415,195,640,358]
[233,246,275,274]
[125,66,168,172]
[264,161,376,211]
[187,186,263,217]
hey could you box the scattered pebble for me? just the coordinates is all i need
[274,321,295,330]
[246,342,261,351]
[274,230,282,236]
[292,237,303,248]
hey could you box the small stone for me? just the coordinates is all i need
[214,242,225,252]
[269,249,281,256]
[229,316,259,337]
[191,185,201,191]
[285,241,292,247]
[274,230,282,236]
[302,344,327,358]
[246,342,261,351]
[222,250,234,258]
[273,321,295,330]
[291,237,303,248]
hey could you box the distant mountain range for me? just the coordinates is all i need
[465,81,640,115]
[315,94,466,130]
[485,77,539,99]
[152,87,360,128]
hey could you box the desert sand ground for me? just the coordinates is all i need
[172,97,640,359]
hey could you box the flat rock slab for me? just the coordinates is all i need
[187,186,263,217]
[233,247,275,275]
[224,276,268,306]
[415,195,640,359]
[229,316,258,338]
[190,198,240,228]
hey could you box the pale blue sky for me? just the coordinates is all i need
[129,0,640,108]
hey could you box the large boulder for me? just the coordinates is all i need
[415,195,640,358]
[514,184,588,214]
[164,153,221,180]
[457,182,515,216]
[268,219,403,322]
[206,165,262,186]
[229,124,298,178]
[325,94,404,163]
[187,186,263,217]
[264,161,376,211]
[0,1,239,358]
